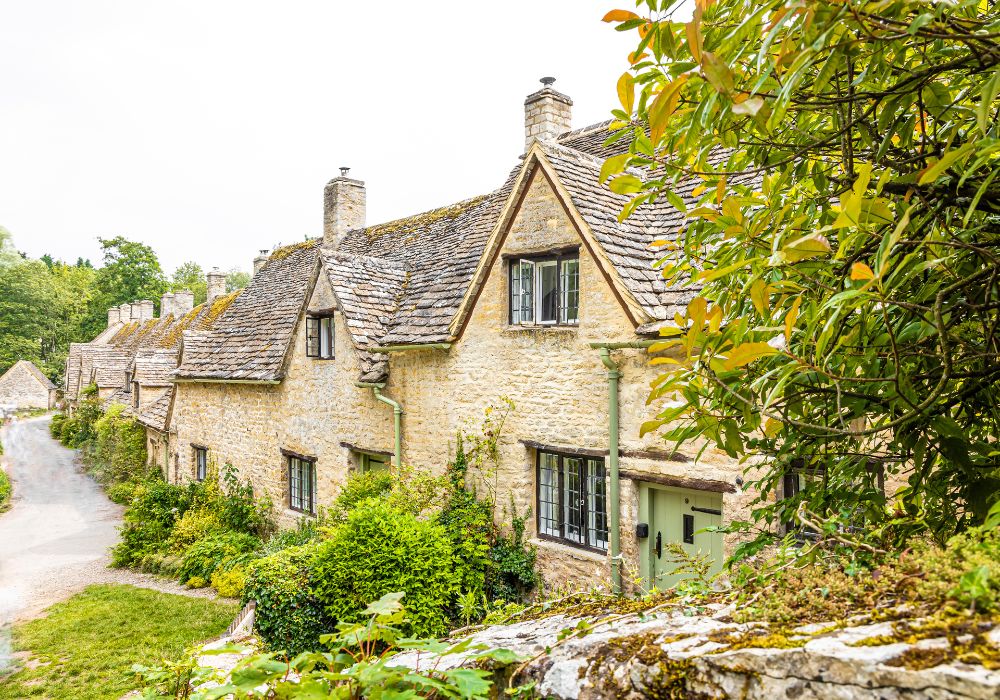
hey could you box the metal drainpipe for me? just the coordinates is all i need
[598,347,624,596]
[357,383,403,468]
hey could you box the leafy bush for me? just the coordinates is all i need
[217,463,273,538]
[210,564,248,598]
[168,508,224,553]
[177,531,261,584]
[487,509,539,603]
[330,469,393,517]
[137,552,183,578]
[261,514,325,556]
[91,403,148,485]
[112,478,190,567]
[312,499,461,638]
[0,468,10,511]
[242,544,333,657]
[49,412,66,438]
[106,480,139,505]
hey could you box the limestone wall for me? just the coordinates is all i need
[170,271,393,526]
[0,364,51,410]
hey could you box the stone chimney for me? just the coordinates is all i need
[524,77,573,151]
[253,250,269,275]
[207,268,226,303]
[136,300,155,321]
[118,303,131,323]
[160,292,175,318]
[174,290,195,316]
[323,168,366,249]
[107,306,121,328]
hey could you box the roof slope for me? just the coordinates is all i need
[175,241,320,381]
[0,360,56,390]
[136,387,172,432]
[336,175,517,347]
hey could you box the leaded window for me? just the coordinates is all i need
[288,455,316,514]
[509,253,580,326]
[306,315,334,359]
[537,449,607,552]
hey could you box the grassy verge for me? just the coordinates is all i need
[0,584,237,700]
[0,468,9,512]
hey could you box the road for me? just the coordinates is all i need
[0,415,216,672]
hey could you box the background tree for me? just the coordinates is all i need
[0,226,22,268]
[225,268,251,292]
[171,261,207,305]
[604,0,1000,545]
[83,236,168,337]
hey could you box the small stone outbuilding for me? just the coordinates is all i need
[0,360,56,411]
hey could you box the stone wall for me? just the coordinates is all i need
[0,363,51,410]
[170,271,393,526]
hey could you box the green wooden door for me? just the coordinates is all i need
[639,484,724,591]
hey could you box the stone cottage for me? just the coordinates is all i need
[0,360,56,411]
[71,80,830,594]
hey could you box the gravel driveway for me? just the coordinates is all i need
[0,415,221,670]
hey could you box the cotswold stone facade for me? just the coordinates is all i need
[0,360,56,410]
[76,80,775,593]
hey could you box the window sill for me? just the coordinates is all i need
[284,507,316,519]
[530,537,608,563]
[503,324,579,334]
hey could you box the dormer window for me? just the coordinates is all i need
[509,253,579,326]
[306,314,334,359]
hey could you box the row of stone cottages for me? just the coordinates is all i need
[64,80,824,593]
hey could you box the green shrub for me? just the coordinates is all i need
[111,479,191,567]
[91,404,148,486]
[167,508,224,553]
[106,480,140,505]
[0,468,10,511]
[210,564,248,598]
[332,470,393,517]
[217,463,274,538]
[177,531,261,584]
[137,552,183,578]
[243,544,333,657]
[312,499,461,638]
[262,515,325,556]
[487,510,539,603]
[49,412,66,439]
[185,575,208,589]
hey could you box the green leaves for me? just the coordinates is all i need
[918,143,977,184]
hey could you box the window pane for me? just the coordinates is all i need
[320,318,332,358]
[538,452,560,537]
[519,260,534,324]
[560,259,579,324]
[306,318,320,357]
[537,261,558,323]
[510,263,521,324]
[586,459,608,551]
[290,458,301,509]
[563,457,584,544]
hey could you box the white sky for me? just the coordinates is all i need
[0,1,647,274]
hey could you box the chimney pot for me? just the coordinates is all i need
[207,267,226,303]
[253,250,269,275]
[173,290,194,316]
[524,77,573,152]
[323,172,366,250]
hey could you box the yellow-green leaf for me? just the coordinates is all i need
[784,296,802,344]
[723,342,779,370]
[764,418,783,438]
[749,279,771,316]
[773,233,832,264]
[617,72,636,115]
[602,9,640,22]
[599,154,630,184]
[918,143,976,185]
[609,174,643,195]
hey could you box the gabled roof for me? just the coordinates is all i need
[133,349,178,387]
[88,347,130,388]
[0,360,56,390]
[136,387,173,432]
[175,241,320,382]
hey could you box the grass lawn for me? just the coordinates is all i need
[0,584,237,700]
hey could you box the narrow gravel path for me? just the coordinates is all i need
[0,415,221,669]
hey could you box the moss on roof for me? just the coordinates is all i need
[270,239,320,261]
[363,195,489,241]
[200,290,240,328]
[109,322,139,344]
[158,305,204,349]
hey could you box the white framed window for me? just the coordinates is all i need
[509,253,580,326]
[306,315,334,359]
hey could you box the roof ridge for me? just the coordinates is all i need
[557,119,614,142]
[347,192,492,241]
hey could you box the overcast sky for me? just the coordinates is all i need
[0,1,655,275]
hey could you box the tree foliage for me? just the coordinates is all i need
[171,261,207,306]
[84,236,168,336]
[604,0,1000,542]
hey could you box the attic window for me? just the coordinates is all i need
[509,253,579,326]
[306,315,334,359]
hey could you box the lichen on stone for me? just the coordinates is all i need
[269,239,319,261]
[363,195,488,241]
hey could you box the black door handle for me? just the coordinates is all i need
[654,531,662,559]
